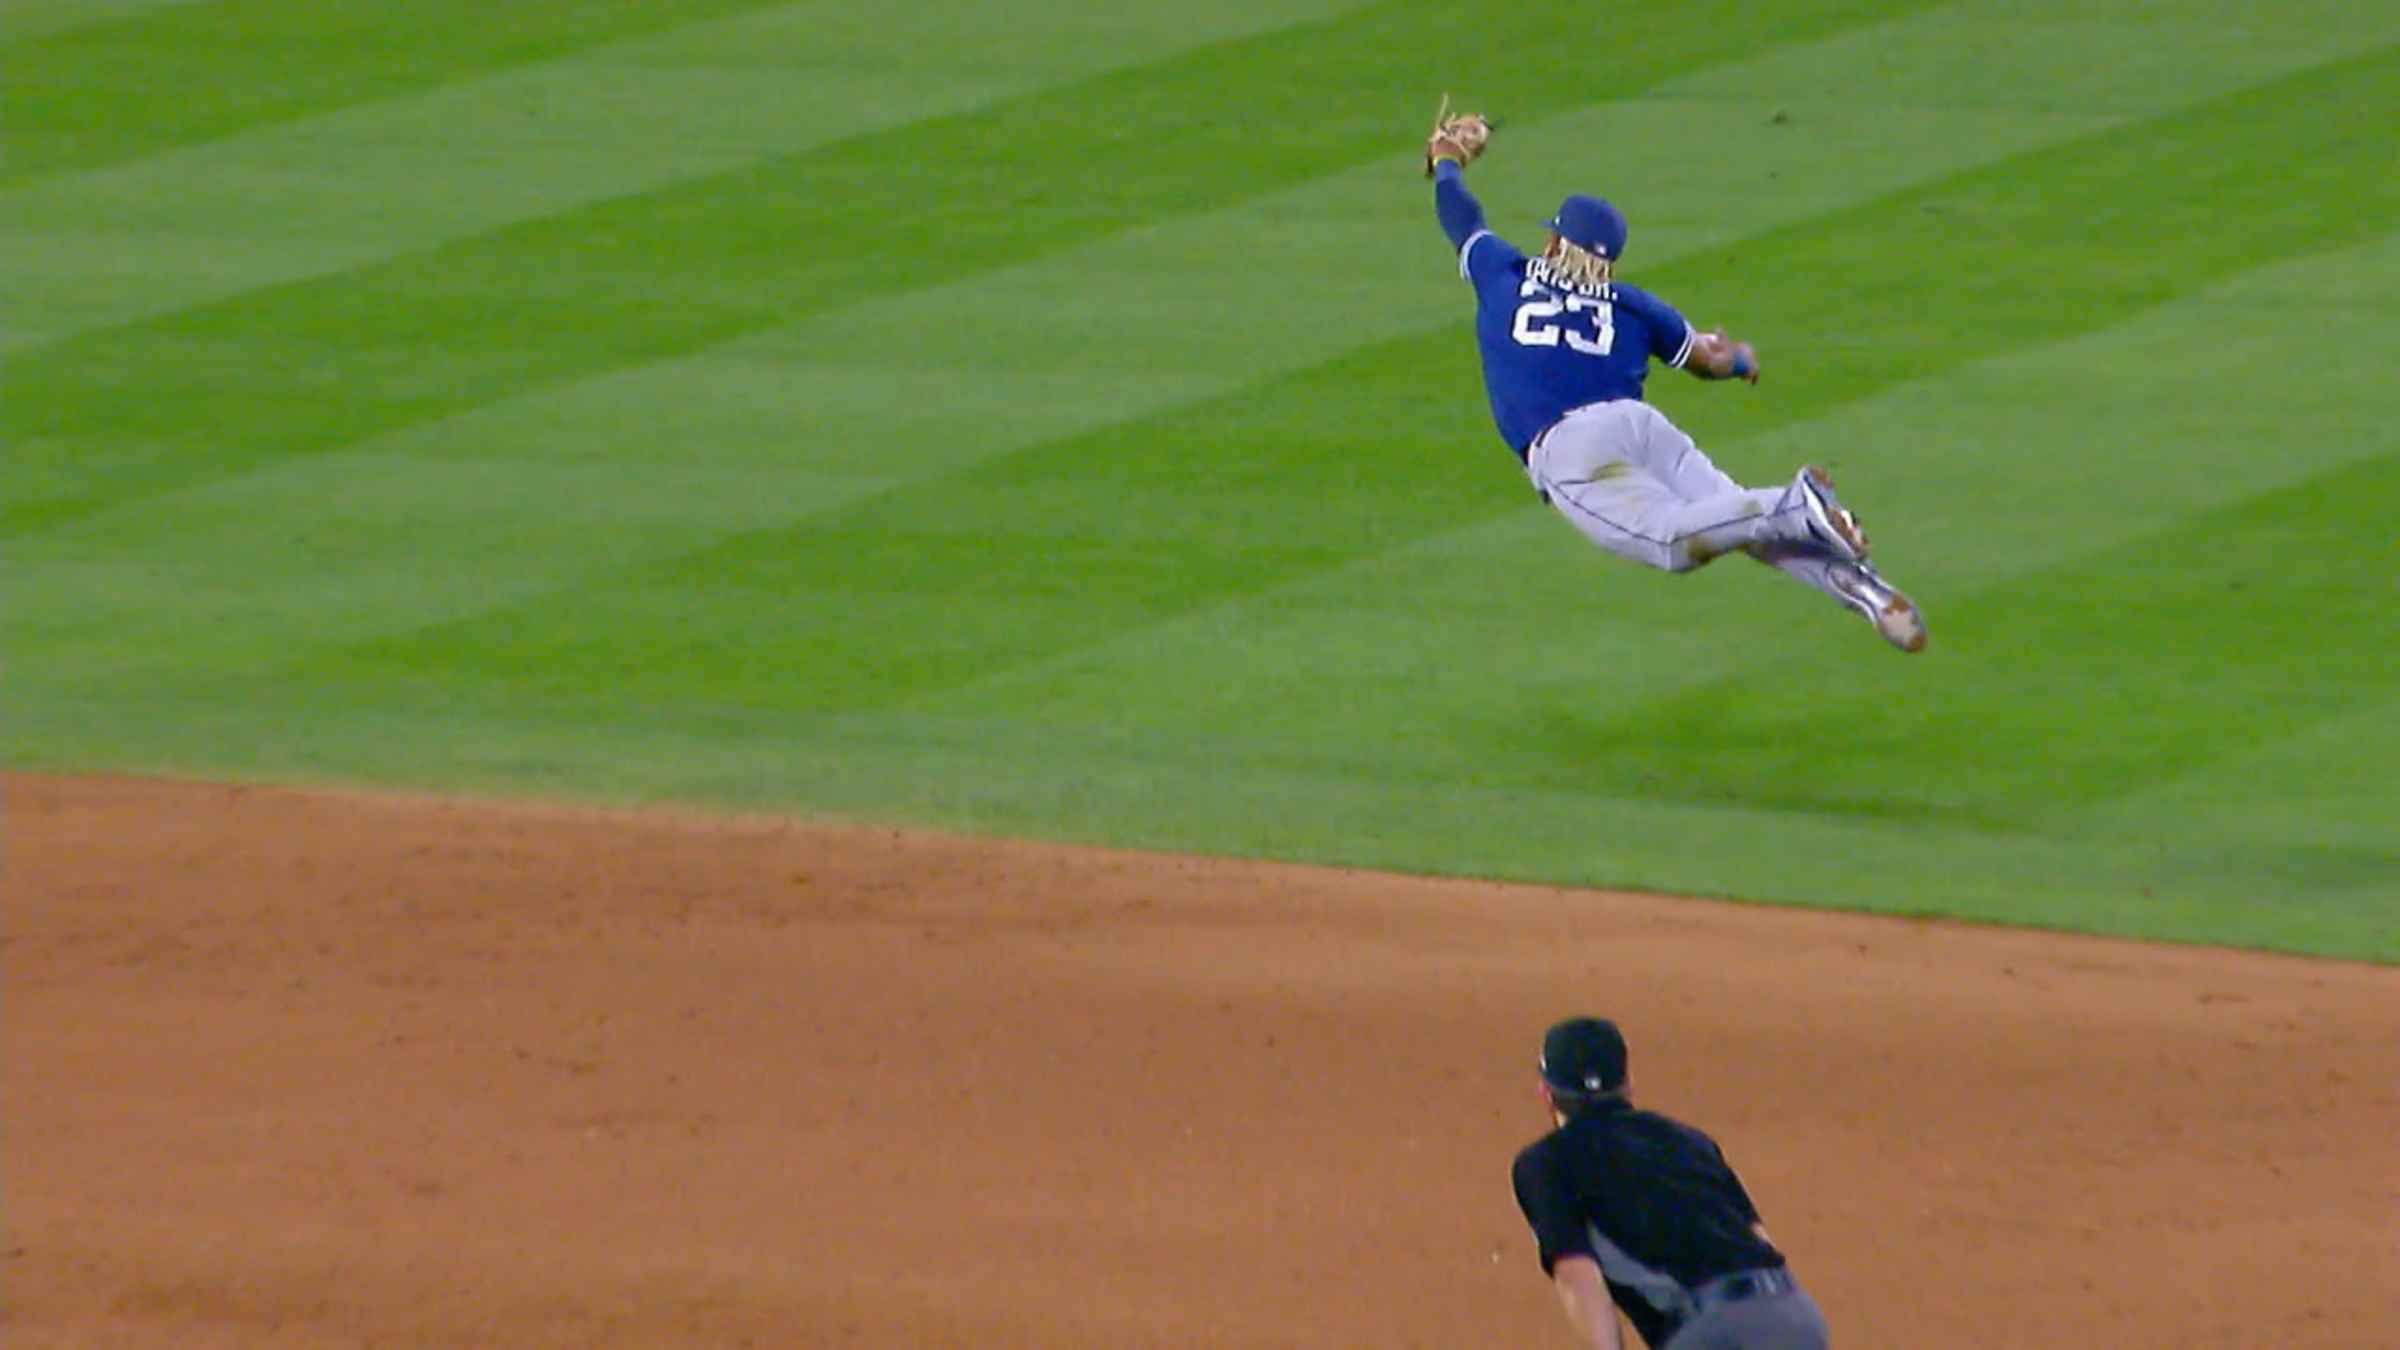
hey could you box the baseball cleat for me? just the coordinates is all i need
[1793,465,1870,562]
[1832,563,1927,653]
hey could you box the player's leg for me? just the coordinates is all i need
[1535,458,1786,571]
[1617,403,1913,642]
[1748,543,1929,652]
[1628,405,1871,561]
[1627,402,1749,503]
[1530,405,1815,571]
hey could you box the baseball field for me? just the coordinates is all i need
[7,0,2397,1345]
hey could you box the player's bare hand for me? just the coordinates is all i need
[1691,331,1760,384]
[1729,340,1760,383]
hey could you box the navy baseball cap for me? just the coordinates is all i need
[1539,1017,1628,1096]
[1547,195,1629,260]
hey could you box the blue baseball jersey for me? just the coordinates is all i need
[1433,164,1695,458]
[1459,231,1695,457]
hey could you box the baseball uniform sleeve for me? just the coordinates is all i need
[1461,229,1525,286]
[1618,284,1697,368]
[1434,161,1523,284]
[1512,1142,1597,1274]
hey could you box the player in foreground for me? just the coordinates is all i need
[1426,103,1926,653]
[1512,1018,1831,1349]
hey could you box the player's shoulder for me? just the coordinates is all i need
[1632,1107,1721,1152]
[1608,280,1677,313]
[1511,1129,1571,1184]
[1464,229,1528,279]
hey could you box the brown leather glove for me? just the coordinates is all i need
[1425,94,1492,178]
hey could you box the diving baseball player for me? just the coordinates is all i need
[1425,103,1926,653]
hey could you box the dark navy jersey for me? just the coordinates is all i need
[1513,1100,1785,1348]
[1458,229,1695,457]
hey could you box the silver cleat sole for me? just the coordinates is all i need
[1833,564,1928,654]
[1795,465,1870,562]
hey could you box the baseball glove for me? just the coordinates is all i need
[1424,95,1491,177]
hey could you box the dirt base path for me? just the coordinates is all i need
[6,775,2393,1347]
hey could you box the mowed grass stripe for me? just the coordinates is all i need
[19,0,2354,692]
[1,0,795,184]
[2092,696,2400,872]
[648,0,2392,487]
[3,0,1375,349]
[1656,0,2399,115]
[1564,450,2400,827]
[1722,231,2400,595]
[14,0,2373,518]
[898,233,2400,777]
[160,0,2384,649]
[306,94,2126,490]
[0,0,1926,535]
[275,49,2400,719]
[0,0,207,44]
[225,0,2388,482]
[5,452,887,680]
[1622,42,2400,451]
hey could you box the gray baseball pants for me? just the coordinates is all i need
[1662,1289,1832,1349]
[1523,400,1849,599]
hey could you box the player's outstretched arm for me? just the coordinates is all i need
[1432,159,1486,251]
[1683,329,1762,384]
[1426,98,1493,252]
[1425,96,1490,178]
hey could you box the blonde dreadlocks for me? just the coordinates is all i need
[1543,238,1614,289]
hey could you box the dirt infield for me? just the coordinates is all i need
[6,774,2393,1347]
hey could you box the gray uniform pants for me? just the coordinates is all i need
[1525,399,1815,572]
[1662,1290,1832,1349]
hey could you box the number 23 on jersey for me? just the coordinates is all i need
[1511,279,1614,355]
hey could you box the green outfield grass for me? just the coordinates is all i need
[8,0,2397,959]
